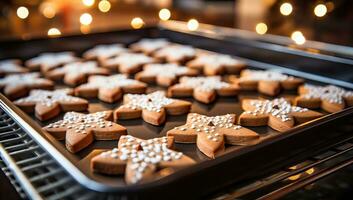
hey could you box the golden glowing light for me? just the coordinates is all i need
[80,25,91,34]
[82,0,95,7]
[326,2,335,12]
[280,3,293,16]
[159,8,171,21]
[187,19,199,31]
[288,174,301,181]
[48,28,61,36]
[40,2,56,19]
[255,23,268,35]
[306,168,315,175]
[98,0,111,13]
[80,13,93,25]
[131,17,144,29]
[291,31,306,45]
[314,4,327,17]
[17,6,29,19]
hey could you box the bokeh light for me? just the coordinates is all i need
[47,28,61,36]
[82,0,95,7]
[159,8,171,21]
[98,0,111,13]
[17,6,29,19]
[314,4,327,17]
[131,17,144,29]
[280,3,293,16]
[291,31,306,45]
[80,13,93,25]
[255,23,268,35]
[187,19,199,31]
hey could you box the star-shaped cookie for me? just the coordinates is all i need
[114,91,191,125]
[135,63,198,86]
[14,89,88,121]
[0,59,28,76]
[168,76,239,104]
[91,135,195,184]
[46,61,110,86]
[130,38,170,55]
[167,113,259,158]
[295,84,353,113]
[25,52,79,72]
[238,98,323,132]
[230,70,304,96]
[0,73,54,100]
[44,111,127,153]
[101,53,156,74]
[75,74,147,103]
[187,53,246,75]
[83,43,129,62]
[153,44,196,63]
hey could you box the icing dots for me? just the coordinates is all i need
[245,98,308,122]
[142,63,189,78]
[123,91,174,112]
[80,74,142,89]
[240,70,294,81]
[84,44,128,59]
[302,84,353,104]
[175,76,231,92]
[104,53,154,69]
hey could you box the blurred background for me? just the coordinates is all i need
[0,0,352,46]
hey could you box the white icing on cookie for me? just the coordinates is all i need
[0,73,50,87]
[241,70,294,81]
[80,74,142,89]
[56,61,102,75]
[174,113,241,142]
[302,84,353,104]
[132,38,170,52]
[99,135,182,183]
[84,44,128,59]
[46,111,112,134]
[142,63,189,78]
[104,53,154,69]
[27,52,78,70]
[123,91,174,112]
[175,76,231,92]
[245,98,308,122]
[194,54,243,69]
[155,45,196,61]
[15,89,82,107]
[0,60,25,73]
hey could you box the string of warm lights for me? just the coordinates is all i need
[254,1,333,45]
[12,0,335,43]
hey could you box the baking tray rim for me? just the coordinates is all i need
[1,24,353,193]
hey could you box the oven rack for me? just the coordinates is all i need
[0,97,352,200]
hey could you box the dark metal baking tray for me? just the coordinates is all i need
[1,21,353,199]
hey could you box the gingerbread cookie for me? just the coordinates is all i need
[230,70,304,96]
[295,84,353,113]
[114,91,191,125]
[46,61,110,86]
[187,53,246,75]
[75,74,147,103]
[25,52,79,72]
[168,76,239,104]
[44,111,127,153]
[0,59,29,76]
[0,73,54,100]
[91,135,195,184]
[238,98,323,132]
[153,44,196,63]
[167,113,259,158]
[130,38,170,55]
[101,53,156,74]
[14,89,88,121]
[83,43,129,62]
[135,63,198,87]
